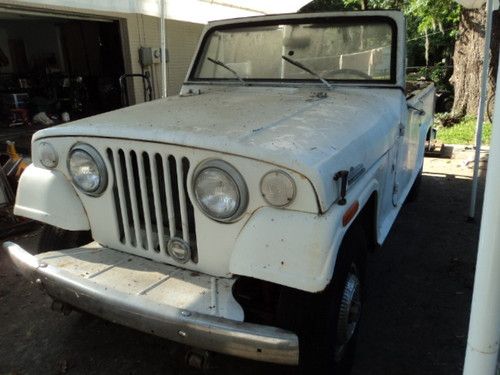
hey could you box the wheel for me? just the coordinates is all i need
[276,223,367,374]
[37,224,92,253]
[406,166,423,203]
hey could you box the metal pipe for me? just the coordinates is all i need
[468,0,493,220]
[463,53,500,375]
[160,0,167,98]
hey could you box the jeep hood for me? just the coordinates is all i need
[33,85,403,211]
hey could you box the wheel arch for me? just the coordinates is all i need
[355,190,379,252]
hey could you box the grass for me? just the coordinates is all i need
[436,115,492,145]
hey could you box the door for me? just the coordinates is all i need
[392,100,424,206]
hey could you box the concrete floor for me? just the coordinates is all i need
[352,145,486,375]
[0,146,486,375]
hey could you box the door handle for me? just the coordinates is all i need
[334,170,349,205]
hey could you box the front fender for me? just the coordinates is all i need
[229,150,391,293]
[230,207,335,292]
[14,164,90,231]
[230,180,379,293]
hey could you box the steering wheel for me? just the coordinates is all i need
[325,69,372,80]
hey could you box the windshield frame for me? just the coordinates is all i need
[188,15,398,86]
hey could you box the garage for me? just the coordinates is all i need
[0,9,127,152]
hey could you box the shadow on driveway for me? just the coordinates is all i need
[0,170,484,375]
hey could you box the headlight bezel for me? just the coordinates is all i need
[192,159,248,223]
[67,143,108,196]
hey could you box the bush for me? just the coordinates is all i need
[416,62,453,93]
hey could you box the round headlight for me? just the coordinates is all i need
[39,142,58,169]
[193,160,248,222]
[68,144,107,196]
[260,170,296,207]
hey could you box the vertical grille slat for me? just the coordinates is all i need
[168,156,182,237]
[137,152,155,252]
[163,156,177,239]
[149,152,166,254]
[176,157,190,244]
[108,146,197,263]
[124,151,143,249]
[182,157,198,262]
[112,149,131,245]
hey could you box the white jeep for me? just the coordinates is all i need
[5,10,434,373]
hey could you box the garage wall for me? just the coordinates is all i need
[123,16,204,103]
[0,0,204,104]
[166,19,204,96]
[124,15,204,101]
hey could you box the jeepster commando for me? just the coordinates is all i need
[5,10,435,373]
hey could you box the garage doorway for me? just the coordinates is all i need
[0,9,126,151]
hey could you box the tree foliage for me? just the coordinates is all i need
[331,0,460,35]
[300,0,497,116]
[300,0,461,67]
[300,0,355,12]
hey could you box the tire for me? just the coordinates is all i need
[406,166,423,203]
[37,225,92,253]
[276,223,367,374]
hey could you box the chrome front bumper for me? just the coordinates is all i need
[4,242,299,365]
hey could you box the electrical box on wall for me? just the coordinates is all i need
[152,48,168,64]
[139,47,168,67]
[139,47,153,67]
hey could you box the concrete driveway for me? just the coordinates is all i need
[0,146,486,375]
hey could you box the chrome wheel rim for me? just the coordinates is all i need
[335,265,361,361]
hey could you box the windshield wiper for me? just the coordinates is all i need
[281,55,333,90]
[207,57,246,85]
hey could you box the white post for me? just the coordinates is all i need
[160,0,167,98]
[463,53,500,375]
[468,0,493,219]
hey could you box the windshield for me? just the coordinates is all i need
[192,18,395,83]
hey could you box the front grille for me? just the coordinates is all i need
[107,148,197,262]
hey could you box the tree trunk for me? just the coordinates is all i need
[490,10,499,117]
[450,7,499,117]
